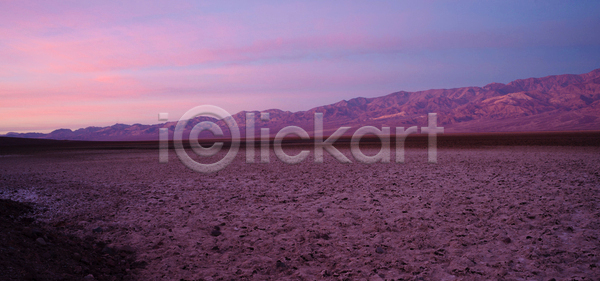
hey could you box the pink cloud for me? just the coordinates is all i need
[1,1,598,133]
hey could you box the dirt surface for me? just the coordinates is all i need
[1,146,599,280]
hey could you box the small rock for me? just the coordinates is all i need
[502,237,512,244]
[210,226,222,237]
[300,253,314,261]
[317,207,324,213]
[119,245,135,253]
[276,260,287,269]
[92,227,103,233]
[102,246,115,255]
[83,274,94,280]
[375,247,385,254]
[36,237,47,246]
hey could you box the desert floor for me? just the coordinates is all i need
[1,146,599,280]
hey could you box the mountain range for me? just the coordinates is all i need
[5,68,600,141]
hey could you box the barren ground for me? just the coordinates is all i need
[1,146,599,280]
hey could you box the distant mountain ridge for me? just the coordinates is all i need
[5,68,600,141]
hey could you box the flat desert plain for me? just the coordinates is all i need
[1,146,599,280]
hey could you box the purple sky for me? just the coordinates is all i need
[1,1,599,134]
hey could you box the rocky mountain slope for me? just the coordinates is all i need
[6,69,600,141]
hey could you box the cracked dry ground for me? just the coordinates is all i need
[1,146,599,280]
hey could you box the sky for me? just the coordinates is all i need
[1,1,599,134]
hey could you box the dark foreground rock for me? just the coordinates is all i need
[0,199,143,281]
